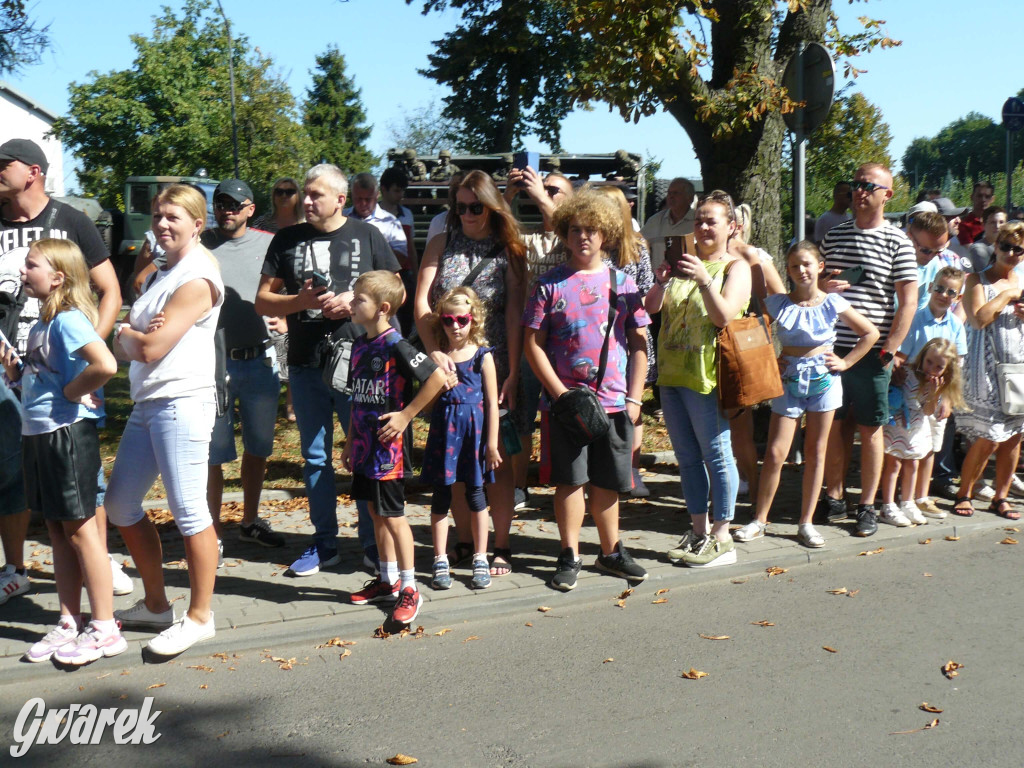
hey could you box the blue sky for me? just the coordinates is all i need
[6,0,1021,191]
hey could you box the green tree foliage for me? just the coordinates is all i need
[50,0,311,208]
[407,0,593,153]
[0,0,50,76]
[303,46,376,172]
[900,96,1024,190]
[562,1,898,253]
[387,102,469,156]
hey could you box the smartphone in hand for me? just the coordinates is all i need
[835,265,866,285]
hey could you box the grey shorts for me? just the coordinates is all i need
[540,409,634,492]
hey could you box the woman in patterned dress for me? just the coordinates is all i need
[414,170,527,575]
[955,221,1024,519]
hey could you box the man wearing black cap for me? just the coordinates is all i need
[0,138,124,603]
[203,180,285,558]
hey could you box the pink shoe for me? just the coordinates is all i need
[54,623,128,665]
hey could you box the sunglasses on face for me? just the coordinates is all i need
[544,185,564,198]
[910,235,946,257]
[440,313,472,328]
[849,180,890,193]
[998,241,1024,256]
[214,198,250,212]
[274,188,297,197]
[456,202,485,216]
[931,285,959,298]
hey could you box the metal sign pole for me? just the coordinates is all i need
[794,42,806,243]
[1008,129,1013,211]
[1002,97,1024,211]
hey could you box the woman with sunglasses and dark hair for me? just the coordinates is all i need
[415,169,527,576]
[955,221,1024,520]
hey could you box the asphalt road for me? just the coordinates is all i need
[2,528,1021,767]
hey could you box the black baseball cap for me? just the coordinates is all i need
[214,179,254,203]
[0,138,49,174]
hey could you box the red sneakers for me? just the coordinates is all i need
[390,587,423,625]
[350,578,400,605]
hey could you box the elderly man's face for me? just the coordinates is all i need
[666,181,694,216]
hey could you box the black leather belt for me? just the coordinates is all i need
[228,346,263,361]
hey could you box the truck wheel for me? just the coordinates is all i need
[646,178,670,219]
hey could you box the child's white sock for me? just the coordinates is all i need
[91,618,118,634]
[59,614,80,631]
[381,561,398,585]
[473,552,487,564]
[399,569,416,591]
[433,554,449,565]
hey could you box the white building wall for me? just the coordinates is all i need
[0,82,65,197]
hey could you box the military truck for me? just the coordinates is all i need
[386,151,647,253]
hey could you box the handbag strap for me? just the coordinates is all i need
[460,242,504,288]
[593,267,619,391]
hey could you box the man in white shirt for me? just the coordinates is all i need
[813,181,852,243]
[640,177,696,271]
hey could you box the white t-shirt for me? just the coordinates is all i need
[813,210,852,242]
[128,246,224,402]
[640,207,695,270]
[426,210,449,245]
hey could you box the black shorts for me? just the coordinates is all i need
[351,473,406,517]
[540,409,634,492]
[23,420,100,522]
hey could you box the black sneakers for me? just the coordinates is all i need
[595,541,648,582]
[854,504,878,537]
[818,494,848,523]
[551,548,582,591]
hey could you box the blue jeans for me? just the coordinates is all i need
[288,365,372,552]
[660,385,737,523]
[209,358,281,463]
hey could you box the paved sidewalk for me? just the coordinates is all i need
[1,454,1018,676]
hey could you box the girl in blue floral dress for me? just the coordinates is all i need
[421,287,501,590]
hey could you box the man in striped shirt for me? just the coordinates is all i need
[819,163,918,537]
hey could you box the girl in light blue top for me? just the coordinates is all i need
[735,241,877,548]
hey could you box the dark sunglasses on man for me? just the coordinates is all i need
[849,179,890,193]
[214,197,251,213]
[998,240,1024,256]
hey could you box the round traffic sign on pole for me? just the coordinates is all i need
[1003,97,1024,132]
[782,42,836,136]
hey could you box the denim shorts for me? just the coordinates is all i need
[106,396,216,537]
[209,357,280,464]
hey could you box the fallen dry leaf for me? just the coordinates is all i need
[858,547,885,556]
[186,664,214,673]
[414,626,426,638]
[615,599,627,608]
[374,626,391,639]
[316,637,357,649]
[463,636,480,643]
[822,646,839,654]
[199,684,208,690]
[890,719,939,735]
[602,658,614,663]
[923,573,933,578]
[652,598,668,604]
[1005,526,1020,532]
[731,578,748,584]
[339,649,351,660]
[95,673,111,680]
[765,566,788,577]
[146,683,166,690]
[680,668,709,680]
[827,587,848,595]
[847,589,860,597]
[919,538,932,545]
[919,703,943,713]
[524,622,533,627]
[387,755,418,766]
[434,628,452,636]
[751,620,775,627]
[655,588,669,596]
[942,660,964,679]
[1000,537,1018,545]
[537,606,552,613]
[618,588,635,599]
[944,535,960,542]
[699,634,731,641]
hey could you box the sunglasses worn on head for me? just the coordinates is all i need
[931,285,959,298]
[849,180,890,193]
[998,241,1024,256]
[456,202,485,216]
[274,188,297,197]
[441,313,472,328]
[214,198,250,212]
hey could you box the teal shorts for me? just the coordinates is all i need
[835,348,891,427]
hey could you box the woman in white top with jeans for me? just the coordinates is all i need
[107,184,225,656]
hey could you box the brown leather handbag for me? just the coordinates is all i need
[716,312,783,410]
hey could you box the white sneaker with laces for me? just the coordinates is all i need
[114,599,174,629]
[900,500,927,525]
[147,613,215,656]
[109,555,134,596]
[0,564,30,604]
[733,521,766,542]
[879,503,912,527]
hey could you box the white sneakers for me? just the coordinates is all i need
[147,613,215,656]
[879,503,913,527]
[109,555,134,596]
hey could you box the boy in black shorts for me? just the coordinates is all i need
[343,271,446,625]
